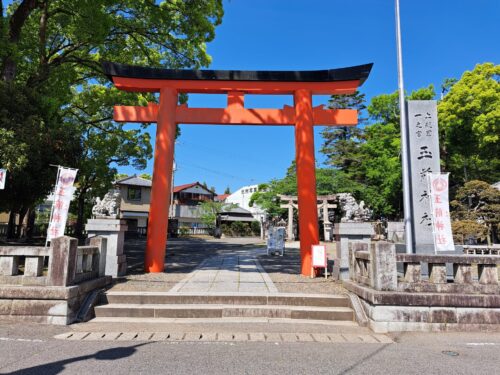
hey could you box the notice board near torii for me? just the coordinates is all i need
[103,61,372,276]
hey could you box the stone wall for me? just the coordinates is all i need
[345,241,500,332]
[0,236,111,324]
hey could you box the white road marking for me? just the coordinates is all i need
[0,337,44,343]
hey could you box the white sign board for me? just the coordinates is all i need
[312,245,327,268]
[46,167,78,242]
[267,227,285,255]
[0,169,6,190]
[428,173,455,252]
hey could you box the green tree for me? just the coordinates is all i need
[450,180,500,244]
[198,200,235,231]
[249,162,365,219]
[356,86,435,218]
[224,186,231,194]
[438,63,500,185]
[320,91,366,180]
[0,82,80,237]
[1,0,224,238]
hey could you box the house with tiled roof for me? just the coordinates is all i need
[114,177,216,235]
[114,175,153,232]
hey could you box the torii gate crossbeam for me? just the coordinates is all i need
[103,62,372,276]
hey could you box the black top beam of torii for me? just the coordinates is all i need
[102,61,373,84]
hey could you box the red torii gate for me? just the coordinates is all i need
[103,62,372,276]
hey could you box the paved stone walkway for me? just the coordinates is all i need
[170,248,278,293]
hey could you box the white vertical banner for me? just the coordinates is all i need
[0,169,6,190]
[46,167,78,242]
[428,173,455,252]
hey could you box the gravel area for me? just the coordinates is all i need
[109,237,266,292]
[257,246,346,295]
[109,237,346,295]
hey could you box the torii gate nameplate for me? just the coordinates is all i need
[103,62,373,276]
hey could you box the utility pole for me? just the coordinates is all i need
[395,0,414,254]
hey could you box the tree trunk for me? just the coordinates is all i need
[7,211,16,239]
[16,207,28,238]
[74,192,86,240]
[26,207,36,239]
[1,0,40,82]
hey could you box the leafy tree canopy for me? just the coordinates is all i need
[0,0,224,237]
[438,63,500,184]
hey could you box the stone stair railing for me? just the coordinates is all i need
[0,236,107,287]
[349,241,499,294]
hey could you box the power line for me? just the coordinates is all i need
[178,161,257,184]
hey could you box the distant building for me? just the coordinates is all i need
[114,177,216,234]
[114,175,152,231]
[225,184,266,223]
[172,182,216,230]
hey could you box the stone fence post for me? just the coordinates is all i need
[47,236,78,286]
[89,236,108,277]
[369,242,397,291]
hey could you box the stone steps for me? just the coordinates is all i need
[93,292,355,323]
[102,292,350,307]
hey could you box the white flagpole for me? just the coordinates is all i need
[395,0,415,254]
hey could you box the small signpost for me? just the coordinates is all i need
[0,169,6,190]
[311,244,328,279]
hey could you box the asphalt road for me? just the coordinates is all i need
[1,323,499,375]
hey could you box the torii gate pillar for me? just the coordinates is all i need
[145,88,177,272]
[294,89,319,275]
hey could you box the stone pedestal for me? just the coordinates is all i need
[85,219,128,277]
[334,222,373,280]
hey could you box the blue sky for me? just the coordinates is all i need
[117,0,499,194]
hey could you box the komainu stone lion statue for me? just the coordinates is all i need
[92,189,121,218]
[337,193,372,222]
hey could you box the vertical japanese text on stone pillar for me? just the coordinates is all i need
[407,100,440,252]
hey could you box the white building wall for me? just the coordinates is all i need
[225,184,266,222]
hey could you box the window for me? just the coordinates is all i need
[127,187,142,201]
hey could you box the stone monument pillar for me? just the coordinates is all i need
[334,222,373,280]
[86,190,128,277]
[319,196,336,242]
[86,219,128,277]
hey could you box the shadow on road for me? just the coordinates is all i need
[123,237,265,275]
[5,343,150,375]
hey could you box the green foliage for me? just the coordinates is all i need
[1,0,224,237]
[450,180,500,225]
[0,82,81,217]
[320,86,435,218]
[451,220,489,244]
[249,161,365,219]
[320,91,366,178]
[178,226,190,237]
[115,173,129,181]
[221,221,254,237]
[198,200,235,229]
[139,173,152,180]
[224,186,231,194]
[230,221,250,237]
[438,63,500,184]
[250,220,261,236]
